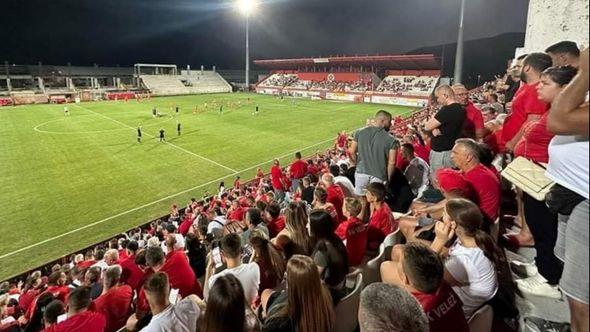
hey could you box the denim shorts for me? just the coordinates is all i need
[554,199,589,304]
[354,173,385,196]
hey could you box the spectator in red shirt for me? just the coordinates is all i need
[43,286,106,332]
[289,151,308,192]
[453,84,485,140]
[321,173,345,224]
[512,66,578,289]
[270,159,286,201]
[366,182,397,250]
[145,240,203,299]
[312,187,339,227]
[45,271,69,304]
[264,202,286,238]
[335,197,367,266]
[42,299,65,331]
[307,160,319,178]
[451,138,500,224]
[119,241,144,292]
[255,168,264,185]
[503,53,553,149]
[381,243,469,332]
[76,250,96,269]
[233,176,241,190]
[227,199,246,222]
[92,266,133,332]
[514,66,577,164]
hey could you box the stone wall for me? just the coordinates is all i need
[516,0,589,57]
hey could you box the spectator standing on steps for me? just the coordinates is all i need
[423,85,466,180]
[349,110,397,221]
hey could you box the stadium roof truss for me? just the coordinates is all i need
[253,54,440,71]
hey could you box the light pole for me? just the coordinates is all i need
[238,0,255,91]
[453,0,466,84]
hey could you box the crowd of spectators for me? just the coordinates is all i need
[0,41,588,332]
[375,76,438,96]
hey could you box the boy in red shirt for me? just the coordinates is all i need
[335,197,367,266]
[92,266,133,332]
[44,286,106,332]
[381,243,469,332]
[264,202,285,238]
[366,182,397,250]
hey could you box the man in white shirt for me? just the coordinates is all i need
[330,165,355,198]
[161,223,185,254]
[204,233,260,305]
[401,143,429,199]
[207,208,228,239]
[140,272,203,332]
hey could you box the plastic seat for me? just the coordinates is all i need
[335,273,363,332]
[468,304,494,332]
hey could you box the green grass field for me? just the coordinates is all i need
[0,93,415,281]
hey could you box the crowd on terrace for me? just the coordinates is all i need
[0,41,588,332]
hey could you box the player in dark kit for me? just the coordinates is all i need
[159,128,165,142]
[152,107,157,118]
[219,105,223,115]
[176,106,179,115]
[177,121,181,136]
[137,125,142,143]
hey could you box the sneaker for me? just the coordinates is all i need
[510,261,539,278]
[517,276,562,299]
[524,316,570,332]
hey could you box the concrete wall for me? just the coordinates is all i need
[516,0,589,57]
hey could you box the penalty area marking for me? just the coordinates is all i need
[1,106,419,260]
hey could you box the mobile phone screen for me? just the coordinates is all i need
[212,247,223,268]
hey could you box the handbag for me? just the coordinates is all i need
[545,183,585,215]
[501,156,555,201]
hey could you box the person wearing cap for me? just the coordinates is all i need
[399,168,473,242]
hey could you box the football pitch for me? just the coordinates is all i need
[0,93,415,280]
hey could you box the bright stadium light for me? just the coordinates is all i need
[237,0,257,91]
[238,0,256,16]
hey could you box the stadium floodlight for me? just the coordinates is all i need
[238,0,256,16]
[237,0,256,91]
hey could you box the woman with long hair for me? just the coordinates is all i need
[249,233,286,292]
[185,232,207,279]
[507,66,578,293]
[311,187,339,225]
[272,202,311,259]
[431,198,515,319]
[262,255,335,332]
[309,210,349,304]
[201,275,259,332]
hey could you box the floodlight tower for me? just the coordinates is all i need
[238,0,256,91]
[453,0,466,84]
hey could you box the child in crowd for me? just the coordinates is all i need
[335,197,367,266]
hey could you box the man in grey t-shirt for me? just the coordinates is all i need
[349,110,397,219]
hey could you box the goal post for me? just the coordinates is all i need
[133,63,178,87]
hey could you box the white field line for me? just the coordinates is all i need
[0,132,342,260]
[0,106,419,260]
[75,105,238,173]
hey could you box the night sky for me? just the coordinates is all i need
[2,0,529,72]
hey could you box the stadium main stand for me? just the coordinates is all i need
[180,70,233,94]
[254,54,441,107]
[0,63,233,106]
